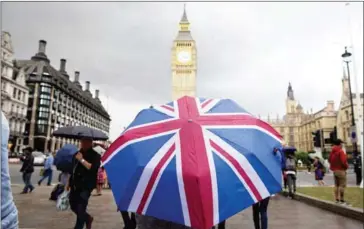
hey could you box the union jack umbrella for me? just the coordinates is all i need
[101,96,283,229]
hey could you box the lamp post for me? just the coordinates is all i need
[341,47,358,154]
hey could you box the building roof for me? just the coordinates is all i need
[14,40,110,120]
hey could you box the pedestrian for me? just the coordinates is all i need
[328,139,349,205]
[121,211,136,229]
[1,111,19,229]
[284,153,297,198]
[313,157,326,186]
[20,146,35,194]
[252,197,270,229]
[66,137,101,229]
[38,151,54,186]
[135,214,190,229]
[96,166,105,196]
[353,153,362,186]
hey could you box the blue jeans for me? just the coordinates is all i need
[38,169,53,185]
[22,173,34,193]
[252,197,270,229]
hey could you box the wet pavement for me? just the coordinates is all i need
[12,185,362,229]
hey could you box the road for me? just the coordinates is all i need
[9,164,357,187]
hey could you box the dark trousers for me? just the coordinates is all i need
[22,172,34,192]
[38,169,53,185]
[252,197,270,229]
[120,211,136,229]
[213,220,226,229]
[355,168,362,186]
[69,189,92,229]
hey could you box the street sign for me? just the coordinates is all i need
[350,125,357,143]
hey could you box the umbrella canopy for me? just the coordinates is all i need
[54,144,79,173]
[101,96,283,229]
[52,125,108,141]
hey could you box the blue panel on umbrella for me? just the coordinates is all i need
[208,128,282,185]
[105,133,175,211]
[199,98,207,103]
[207,99,250,114]
[126,109,174,130]
[166,101,174,107]
[212,152,254,222]
[145,156,184,225]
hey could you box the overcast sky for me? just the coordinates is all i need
[2,2,363,140]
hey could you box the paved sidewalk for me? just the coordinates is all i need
[12,185,362,229]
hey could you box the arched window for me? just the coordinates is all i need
[345,110,349,121]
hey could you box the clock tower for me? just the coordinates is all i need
[171,5,197,100]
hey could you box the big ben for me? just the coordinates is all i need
[171,5,197,100]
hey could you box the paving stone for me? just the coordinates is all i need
[12,186,362,229]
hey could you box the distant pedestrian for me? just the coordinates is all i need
[1,111,19,229]
[328,139,349,205]
[96,167,105,196]
[353,153,362,186]
[20,146,35,194]
[313,157,326,186]
[38,151,54,186]
[252,197,270,229]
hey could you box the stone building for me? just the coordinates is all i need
[267,70,363,153]
[171,5,197,100]
[1,31,29,152]
[14,40,111,152]
[336,68,364,153]
[267,83,337,152]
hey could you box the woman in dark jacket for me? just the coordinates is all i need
[20,147,35,194]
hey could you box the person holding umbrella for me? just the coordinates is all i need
[65,137,101,229]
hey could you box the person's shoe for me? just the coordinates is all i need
[86,216,94,229]
[29,187,34,193]
[335,199,340,204]
[38,181,41,186]
[340,201,351,206]
[20,191,28,194]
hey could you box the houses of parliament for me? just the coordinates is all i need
[171,6,363,153]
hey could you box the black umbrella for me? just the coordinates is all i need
[52,125,108,141]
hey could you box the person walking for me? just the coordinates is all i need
[353,153,362,186]
[313,157,326,186]
[38,151,54,186]
[284,153,297,198]
[96,167,105,196]
[328,139,349,205]
[252,197,270,229]
[1,112,19,229]
[20,146,35,194]
[66,137,101,229]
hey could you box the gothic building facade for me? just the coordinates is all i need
[171,6,197,100]
[1,31,29,152]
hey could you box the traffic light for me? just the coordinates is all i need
[329,126,337,143]
[312,130,321,147]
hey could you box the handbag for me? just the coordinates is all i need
[39,168,45,176]
[56,190,70,211]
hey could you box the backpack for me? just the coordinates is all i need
[286,158,296,170]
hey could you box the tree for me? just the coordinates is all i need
[295,151,310,165]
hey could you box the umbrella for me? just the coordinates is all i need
[52,125,108,141]
[54,144,79,173]
[101,96,283,229]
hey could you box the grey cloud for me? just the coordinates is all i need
[2,2,363,139]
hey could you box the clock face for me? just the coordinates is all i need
[177,51,191,63]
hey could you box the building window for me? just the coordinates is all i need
[13,88,17,98]
[39,111,49,118]
[1,82,6,91]
[40,86,51,93]
[39,99,51,106]
[17,90,21,100]
[345,110,349,121]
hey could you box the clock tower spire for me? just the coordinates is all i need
[171,4,197,100]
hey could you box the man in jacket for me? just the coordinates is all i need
[66,137,101,229]
[38,151,54,186]
[20,146,35,194]
[1,112,19,229]
[328,139,349,205]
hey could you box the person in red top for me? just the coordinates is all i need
[328,139,349,205]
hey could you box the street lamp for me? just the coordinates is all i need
[341,47,358,154]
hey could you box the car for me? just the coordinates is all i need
[32,151,46,166]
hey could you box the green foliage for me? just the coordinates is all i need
[295,151,310,165]
[322,149,329,160]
